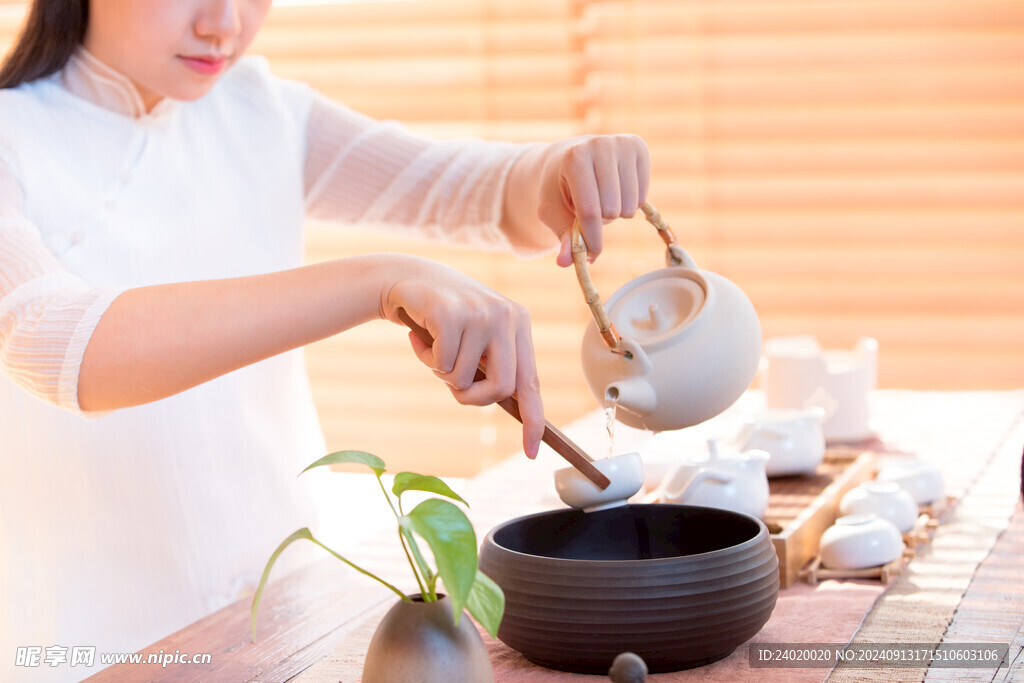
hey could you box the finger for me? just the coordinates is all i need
[564,162,604,262]
[636,139,651,206]
[555,234,573,268]
[406,330,460,387]
[618,157,640,219]
[425,320,461,377]
[451,312,544,458]
[408,330,456,386]
[444,321,491,391]
[593,155,623,221]
[407,330,433,366]
[512,319,544,459]
[452,321,517,405]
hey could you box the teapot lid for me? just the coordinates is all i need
[607,270,706,345]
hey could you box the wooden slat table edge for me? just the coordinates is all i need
[82,557,398,682]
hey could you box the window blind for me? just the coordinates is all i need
[2,0,1022,475]
[584,0,1024,392]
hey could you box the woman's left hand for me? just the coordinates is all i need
[535,134,651,267]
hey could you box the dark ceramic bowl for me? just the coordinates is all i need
[478,504,778,674]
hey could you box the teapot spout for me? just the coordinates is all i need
[605,377,658,426]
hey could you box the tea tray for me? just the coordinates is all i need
[764,450,877,588]
[799,553,907,586]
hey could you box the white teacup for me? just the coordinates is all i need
[554,452,645,512]
[732,408,826,478]
[875,459,945,505]
[761,335,878,442]
[819,514,904,570]
[839,481,919,533]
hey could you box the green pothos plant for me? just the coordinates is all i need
[250,450,505,640]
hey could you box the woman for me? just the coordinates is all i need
[0,0,649,678]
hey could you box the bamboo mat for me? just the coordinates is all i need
[924,505,1024,683]
[828,395,1024,683]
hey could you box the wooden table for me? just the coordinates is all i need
[86,391,1024,682]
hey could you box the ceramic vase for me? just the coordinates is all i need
[362,594,494,683]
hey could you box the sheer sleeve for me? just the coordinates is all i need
[302,90,544,253]
[0,154,124,413]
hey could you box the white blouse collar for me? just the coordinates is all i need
[61,48,176,119]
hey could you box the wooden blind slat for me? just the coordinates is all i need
[715,246,1024,278]
[588,66,1024,106]
[586,31,1024,70]
[650,173,1024,209]
[637,209,1024,246]
[254,20,577,58]
[267,56,581,88]
[593,104,1024,139]
[585,0,1024,34]
[647,140,1024,175]
[267,0,577,24]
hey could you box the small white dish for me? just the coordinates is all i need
[554,452,645,512]
[875,458,945,505]
[839,481,919,534]
[819,513,904,570]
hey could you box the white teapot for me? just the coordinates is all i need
[731,408,826,478]
[647,440,770,519]
[575,203,762,432]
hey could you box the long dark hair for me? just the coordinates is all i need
[0,0,88,89]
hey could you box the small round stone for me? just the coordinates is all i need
[608,651,648,683]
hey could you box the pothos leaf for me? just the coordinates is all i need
[466,569,505,639]
[251,527,315,640]
[399,499,477,620]
[250,527,405,641]
[392,472,468,507]
[300,450,386,477]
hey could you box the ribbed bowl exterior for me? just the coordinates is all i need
[478,504,779,674]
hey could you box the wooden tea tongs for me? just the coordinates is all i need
[397,309,611,490]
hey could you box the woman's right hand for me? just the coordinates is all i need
[378,256,545,459]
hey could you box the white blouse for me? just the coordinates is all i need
[0,49,535,680]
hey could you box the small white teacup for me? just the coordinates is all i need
[839,481,919,533]
[819,514,904,570]
[875,459,945,505]
[554,452,645,512]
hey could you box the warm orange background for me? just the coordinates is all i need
[3,0,1022,475]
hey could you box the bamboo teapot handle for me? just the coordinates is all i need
[571,201,690,352]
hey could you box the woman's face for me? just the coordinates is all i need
[84,0,272,111]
